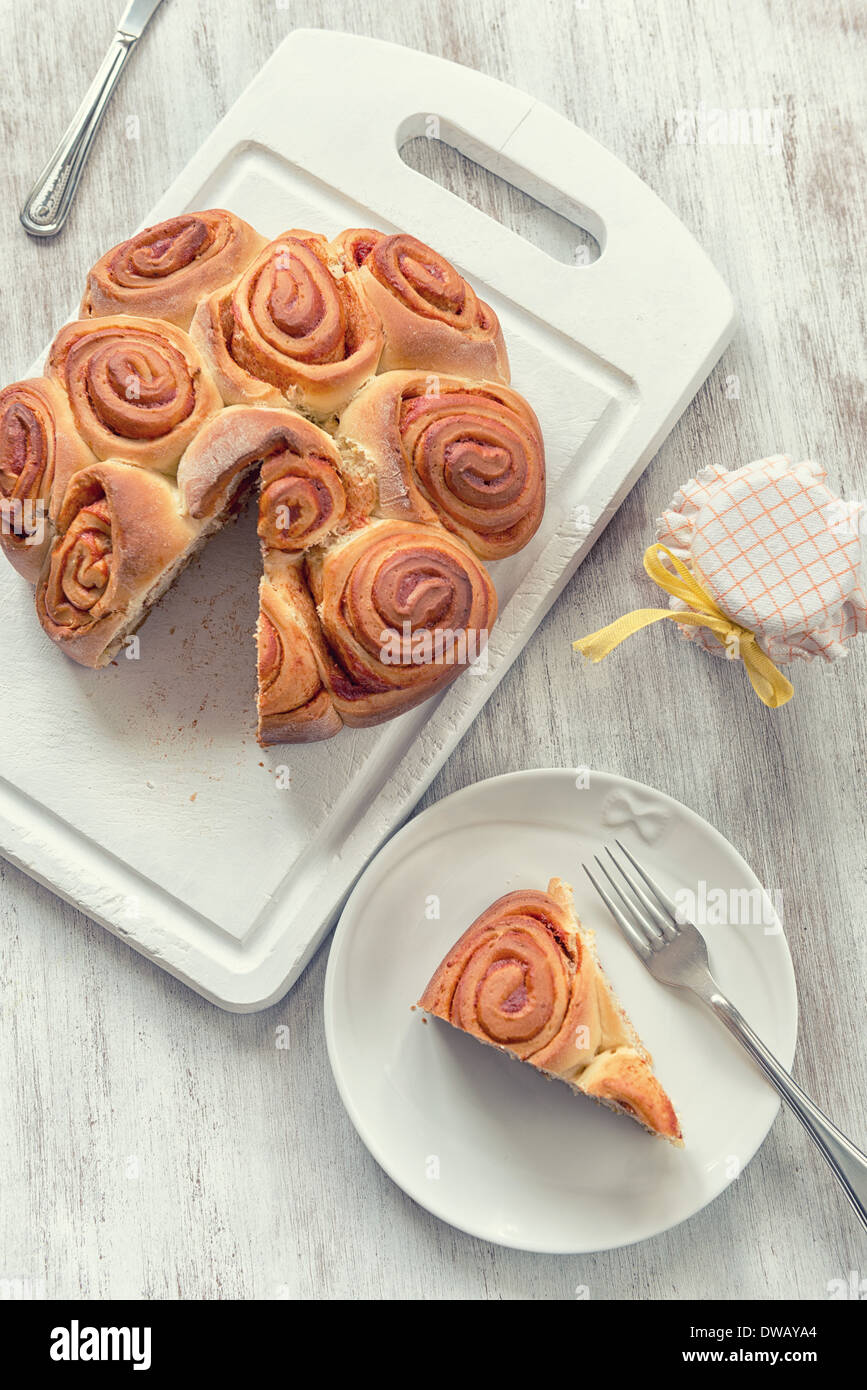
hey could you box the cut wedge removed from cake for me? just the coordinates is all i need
[418,877,683,1145]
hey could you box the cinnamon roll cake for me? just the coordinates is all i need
[1,209,547,743]
[419,878,683,1145]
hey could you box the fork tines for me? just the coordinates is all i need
[583,838,682,958]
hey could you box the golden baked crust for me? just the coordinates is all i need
[334,228,509,382]
[177,405,349,528]
[257,556,345,744]
[189,285,285,410]
[46,315,222,473]
[191,231,384,420]
[256,518,497,742]
[304,518,498,730]
[3,211,546,743]
[80,210,267,330]
[175,402,501,745]
[35,462,205,668]
[337,371,546,559]
[0,378,95,583]
[418,878,683,1145]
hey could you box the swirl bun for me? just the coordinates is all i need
[309,518,497,726]
[0,378,95,582]
[35,462,206,667]
[338,371,545,558]
[47,316,221,472]
[80,210,267,329]
[191,231,383,419]
[258,447,346,553]
[336,228,509,382]
[4,212,547,747]
[257,556,344,744]
[177,406,350,545]
[256,519,497,741]
[419,878,683,1144]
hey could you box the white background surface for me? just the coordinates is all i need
[1,0,865,1298]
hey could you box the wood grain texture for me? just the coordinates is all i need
[1,0,865,1300]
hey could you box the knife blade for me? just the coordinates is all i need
[117,0,165,41]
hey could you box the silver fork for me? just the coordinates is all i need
[583,839,867,1231]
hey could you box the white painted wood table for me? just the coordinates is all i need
[1,0,864,1299]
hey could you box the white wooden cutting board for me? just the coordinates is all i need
[0,29,735,1009]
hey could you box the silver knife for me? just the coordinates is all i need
[20,0,166,238]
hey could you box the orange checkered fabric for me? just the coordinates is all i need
[657,456,867,663]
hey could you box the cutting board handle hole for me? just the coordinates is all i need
[398,119,603,266]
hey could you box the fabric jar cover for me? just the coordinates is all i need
[656,455,867,663]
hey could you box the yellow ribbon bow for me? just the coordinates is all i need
[573,544,794,709]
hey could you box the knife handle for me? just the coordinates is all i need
[20,33,137,238]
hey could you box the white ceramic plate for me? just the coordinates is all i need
[324,768,798,1253]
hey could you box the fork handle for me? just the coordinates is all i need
[20,33,136,238]
[700,981,867,1231]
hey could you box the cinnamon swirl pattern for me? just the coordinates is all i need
[2,209,546,744]
[338,372,545,559]
[256,521,497,741]
[47,317,221,472]
[313,520,497,725]
[80,210,267,330]
[257,557,345,744]
[0,378,94,582]
[419,878,683,1144]
[258,441,346,553]
[177,405,351,536]
[336,228,509,382]
[35,462,205,668]
[192,231,383,419]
